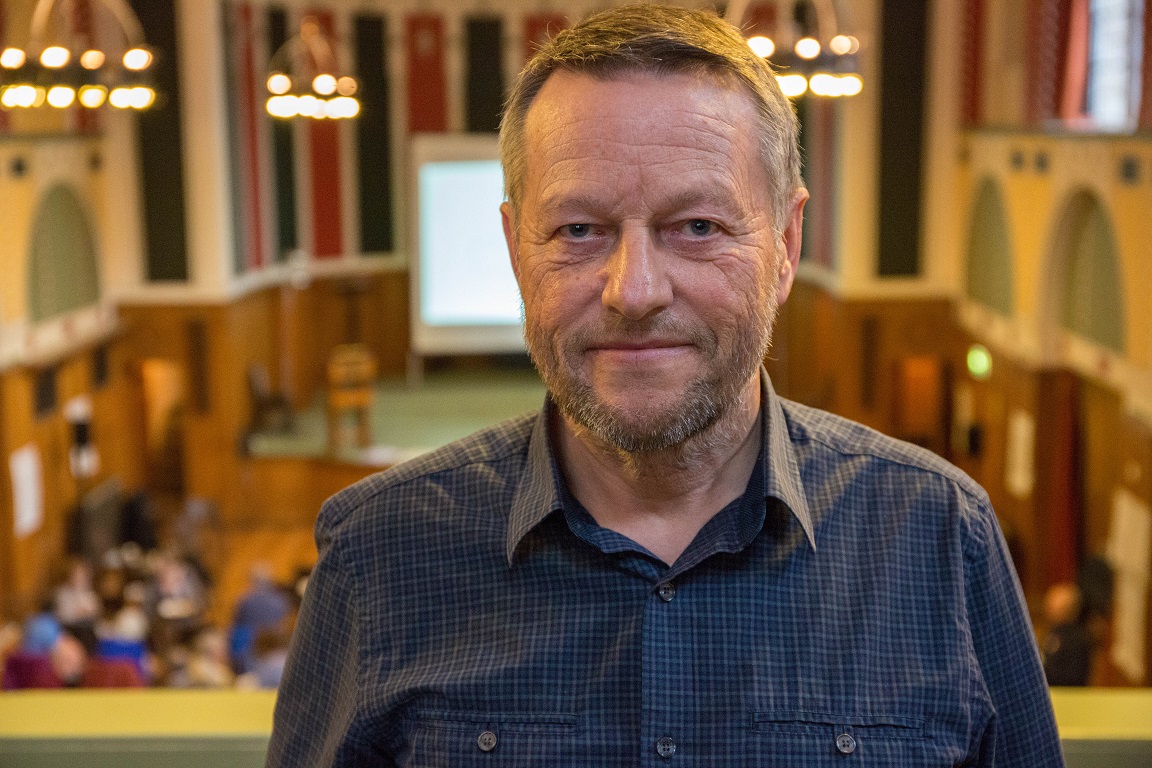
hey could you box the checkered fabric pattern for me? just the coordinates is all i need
[267,374,1063,767]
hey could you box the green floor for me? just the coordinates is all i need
[247,369,548,463]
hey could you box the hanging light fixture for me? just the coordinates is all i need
[727,0,863,99]
[265,15,359,120]
[0,0,156,111]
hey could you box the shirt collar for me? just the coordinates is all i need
[506,368,815,565]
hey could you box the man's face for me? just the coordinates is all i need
[503,70,804,453]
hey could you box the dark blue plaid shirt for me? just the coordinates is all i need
[268,376,1063,767]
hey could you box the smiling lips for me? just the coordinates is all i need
[587,339,695,364]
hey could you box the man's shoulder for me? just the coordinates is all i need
[318,411,539,531]
[777,397,986,501]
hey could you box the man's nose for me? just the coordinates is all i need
[601,225,673,320]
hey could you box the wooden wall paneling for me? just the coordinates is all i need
[1035,369,1081,586]
[1078,379,1123,558]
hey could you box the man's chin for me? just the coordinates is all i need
[562,393,720,454]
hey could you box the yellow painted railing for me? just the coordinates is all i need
[0,689,276,738]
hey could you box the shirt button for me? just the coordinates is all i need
[477,731,497,752]
[656,582,676,602]
[655,736,677,758]
[835,732,856,754]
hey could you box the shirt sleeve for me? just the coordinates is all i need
[266,507,379,767]
[964,495,1065,767]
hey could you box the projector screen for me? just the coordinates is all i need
[408,134,525,356]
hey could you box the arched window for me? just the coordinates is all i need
[1058,191,1125,352]
[965,178,1014,316]
[27,185,101,323]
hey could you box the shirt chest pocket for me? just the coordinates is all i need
[400,712,590,768]
[750,712,928,767]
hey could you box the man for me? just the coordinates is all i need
[268,6,1063,766]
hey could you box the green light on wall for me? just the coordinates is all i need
[967,344,993,380]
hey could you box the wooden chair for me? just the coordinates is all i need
[326,344,377,453]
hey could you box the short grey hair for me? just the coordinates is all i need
[498,3,803,230]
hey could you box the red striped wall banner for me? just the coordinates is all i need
[236,2,267,270]
[1059,0,1090,121]
[1025,0,1072,125]
[74,0,99,134]
[960,0,984,126]
[406,13,447,132]
[309,9,344,259]
[523,13,567,62]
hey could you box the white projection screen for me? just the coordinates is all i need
[408,133,525,359]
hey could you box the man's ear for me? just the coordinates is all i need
[501,201,520,281]
[774,188,809,306]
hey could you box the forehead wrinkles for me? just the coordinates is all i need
[525,106,759,215]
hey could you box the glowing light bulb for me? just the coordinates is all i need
[40,46,70,68]
[267,73,291,95]
[109,87,132,108]
[829,35,852,55]
[312,73,337,96]
[0,88,18,108]
[80,49,105,69]
[839,74,863,96]
[328,96,359,118]
[46,85,76,108]
[0,47,26,69]
[776,74,808,98]
[794,37,821,60]
[747,36,775,59]
[129,86,155,109]
[123,47,152,71]
[336,76,357,96]
[78,85,108,107]
[297,94,320,117]
[808,73,837,97]
[266,95,299,118]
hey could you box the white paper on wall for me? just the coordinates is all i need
[1105,488,1151,683]
[1005,410,1035,499]
[9,443,44,539]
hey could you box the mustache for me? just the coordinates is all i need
[562,314,716,350]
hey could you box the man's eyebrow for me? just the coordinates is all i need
[537,189,747,217]
[536,192,611,216]
[659,189,742,213]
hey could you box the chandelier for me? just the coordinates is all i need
[727,0,863,99]
[0,0,156,111]
[265,15,359,120]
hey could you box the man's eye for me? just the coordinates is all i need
[563,223,593,238]
[684,219,715,236]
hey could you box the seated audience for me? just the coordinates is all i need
[229,562,290,673]
[1042,581,1094,686]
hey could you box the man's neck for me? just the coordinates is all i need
[555,377,763,565]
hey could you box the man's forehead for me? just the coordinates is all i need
[525,67,752,123]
